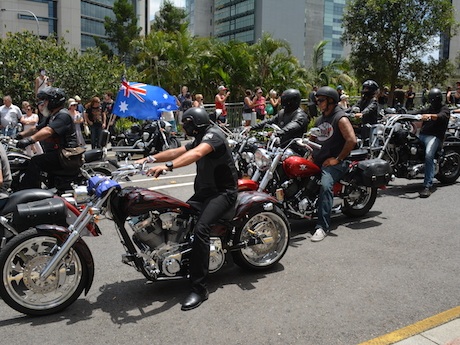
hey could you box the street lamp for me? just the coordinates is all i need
[0,8,40,37]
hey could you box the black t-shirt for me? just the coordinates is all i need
[185,125,238,200]
[419,105,450,140]
[37,108,77,152]
[102,101,114,116]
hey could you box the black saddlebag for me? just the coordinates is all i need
[13,198,68,231]
[357,158,392,187]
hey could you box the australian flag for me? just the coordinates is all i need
[113,79,178,120]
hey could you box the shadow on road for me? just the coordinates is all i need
[0,260,284,326]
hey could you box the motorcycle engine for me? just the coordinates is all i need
[280,176,320,217]
[129,211,225,276]
[129,211,188,250]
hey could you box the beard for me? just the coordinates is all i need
[41,107,51,117]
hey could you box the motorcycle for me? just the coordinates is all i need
[238,128,392,220]
[4,130,119,192]
[0,186,99,251]
[368,114,460,184]
[0,164,290,315]
[112,120,181,161]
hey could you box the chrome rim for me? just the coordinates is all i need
[240,212,289,267]
[3,236,83,311]
[346,186,372,210]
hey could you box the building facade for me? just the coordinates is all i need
[185,0,348,66]
[0,0,149,52]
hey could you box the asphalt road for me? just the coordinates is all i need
[0,165,459,345]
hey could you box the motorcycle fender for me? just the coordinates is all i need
[35,224,95,295]
[234,191,281,221]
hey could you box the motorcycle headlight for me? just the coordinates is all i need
[373,124,385,137]
[242,152,254,163]
[142,132,150,141]
[227,139,237,149]
[254,148,271,171]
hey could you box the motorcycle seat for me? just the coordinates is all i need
[348,149,368,161]
[1,189,55,215]
[84,149,103,163]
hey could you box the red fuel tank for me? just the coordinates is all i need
[282,156,321,178]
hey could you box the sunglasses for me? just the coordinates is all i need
[316,98,327,104]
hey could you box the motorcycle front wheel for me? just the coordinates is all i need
[0,229,89,316]
[342,186,378,217]
[115,139,129,161]
[232,205,290,271]
[437,149,460,184]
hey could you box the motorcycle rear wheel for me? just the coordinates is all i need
[437,149,460,184]
[342,186,377,218]
[232,205,290,271]
[0,229,89,316]
[167,136,181,149]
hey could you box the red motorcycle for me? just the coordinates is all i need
[238,134,392,220]
[0,165,290,315]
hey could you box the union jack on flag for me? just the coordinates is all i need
[113,79,178,120]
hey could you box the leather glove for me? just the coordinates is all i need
[15,133,23,140]
[16,137,35,149]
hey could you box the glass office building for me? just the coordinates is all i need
[186,0,347,66]
[0,0,148,52]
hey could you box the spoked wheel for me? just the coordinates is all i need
[342,185,377,217]
[437,149,460,184]
[0,229,90,316]
[232,205,290,271]
[115,139,129,161]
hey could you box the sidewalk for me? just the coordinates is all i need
[359,307,460,345]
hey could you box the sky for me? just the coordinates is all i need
[150,0,186,19]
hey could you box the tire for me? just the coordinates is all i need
[232,205,290,271]
[436,149,460,184]
[115,139,128,161]
[168,137,181,149]
[342,185,378,218]
[0,229,89,316]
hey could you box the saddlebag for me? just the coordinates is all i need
[13,198,68,231]
[357,158,392,187]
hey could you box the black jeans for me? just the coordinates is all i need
[188,191,237,293]
[20,150,62,190]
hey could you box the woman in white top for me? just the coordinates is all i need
[20,106,43,156]
[68,98,86,147]
[193,94,205,108]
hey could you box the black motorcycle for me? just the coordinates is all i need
[5,130,118,193]
[369,114,460,184]
[112,120,181,161]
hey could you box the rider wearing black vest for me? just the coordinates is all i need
[249,89,310,148]
[310,86,357,242]
[16,87,78,189]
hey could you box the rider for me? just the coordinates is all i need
[409,88,450,198]
[136,107,238,311]
[310,86,357,242]
[247,89,310,147]
[352,80,379,146]
[16,86,80,189]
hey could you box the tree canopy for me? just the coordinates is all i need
[342,0,456,97]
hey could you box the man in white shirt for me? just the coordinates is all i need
[0,95,22,136]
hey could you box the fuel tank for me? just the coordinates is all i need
[282,156,321,178]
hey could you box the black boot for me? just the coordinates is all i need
[181,289,209,311]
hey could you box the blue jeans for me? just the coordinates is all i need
[316,161,348,231]
[419,134,441,188]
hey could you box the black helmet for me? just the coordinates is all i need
[37,86,66,110]
[316,86,339,103]
[361,80,379,97]
[182,107,210,136]
[281,89,301,113]
[428,88,443,108]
